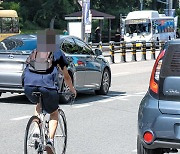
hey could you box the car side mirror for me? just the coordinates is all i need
[95,49,102,56]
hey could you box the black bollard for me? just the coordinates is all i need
[160,41,165,51]
[141,41,147,61]
[121,41,126,62]
[98,41,102,50]
[89,42,92,48]
[151,41,156,60]
[109,41,115,63]
[131,42,137,61]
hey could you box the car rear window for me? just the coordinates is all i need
[161,44,180,77]
[0,38,37,51]
[159,44,180,99]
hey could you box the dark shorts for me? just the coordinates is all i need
[24,86,59,114]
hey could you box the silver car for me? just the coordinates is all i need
[0,34,111,103]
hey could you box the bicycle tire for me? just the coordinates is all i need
[54,108,67,154]
[24,115,42,154]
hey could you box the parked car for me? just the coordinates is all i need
[137,39,180,154]
[0,34,111,103]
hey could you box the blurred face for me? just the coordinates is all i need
[37,29,58,52]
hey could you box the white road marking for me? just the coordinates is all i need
[9,92,147,120]
[132,149,137,153]
[73,104,92,108]
[10,116,31,121]
[100,94,132,102]
[134,92,146,95]
[72,93,145,109]
[112,72,130,77]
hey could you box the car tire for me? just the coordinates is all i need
[137,136,163,154]
[95,68,110,95]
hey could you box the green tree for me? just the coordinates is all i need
[1,1,20,12]
[34,0,77,29]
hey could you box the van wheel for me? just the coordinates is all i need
[137,136,163,154]
[95,68,110,95]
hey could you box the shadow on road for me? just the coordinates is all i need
[69,90,127,105]
[0,94,30,104]
[0,90,127,105]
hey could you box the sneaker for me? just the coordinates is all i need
[45,141,56,154]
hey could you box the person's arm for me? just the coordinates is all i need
[61,65,77,97]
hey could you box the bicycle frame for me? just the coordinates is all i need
[36,113,49,153]
[25,91,73,154]
[37,93,50,153]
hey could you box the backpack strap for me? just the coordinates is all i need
[26,49,37,64]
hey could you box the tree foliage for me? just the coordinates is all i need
[1,0,180,30]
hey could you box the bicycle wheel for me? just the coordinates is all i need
[54,108,67,154]
[24,115,42,154]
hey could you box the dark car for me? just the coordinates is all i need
[0,34,111,103]
[137,39,180,153]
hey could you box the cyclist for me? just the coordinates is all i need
[23,29,76,154]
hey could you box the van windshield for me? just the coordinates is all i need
[125,19,151,35]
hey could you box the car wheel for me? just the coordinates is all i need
[59,80,71,104]
[137,136,163,154]
[95,68,110,95]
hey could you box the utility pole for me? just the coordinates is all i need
[81,0,91,42]
[81,0,85,41]
[157,0,174,16]
[168,0,173,9]
[140,0,143,10]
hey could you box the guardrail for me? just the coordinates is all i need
[89,41,165,63]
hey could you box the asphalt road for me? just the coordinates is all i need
[0,53,179,154]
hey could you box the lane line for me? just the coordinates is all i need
[134,92,146,95]
[73,104,92,108]
[10,116,31,121]
[132,149,137,153]
[100,95,132,102]
[112,72,130,77]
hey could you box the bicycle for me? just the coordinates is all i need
[24,91,75,154]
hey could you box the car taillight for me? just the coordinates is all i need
[77,60,85,66]
[149,50,165,94]
[143,131,154,144]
